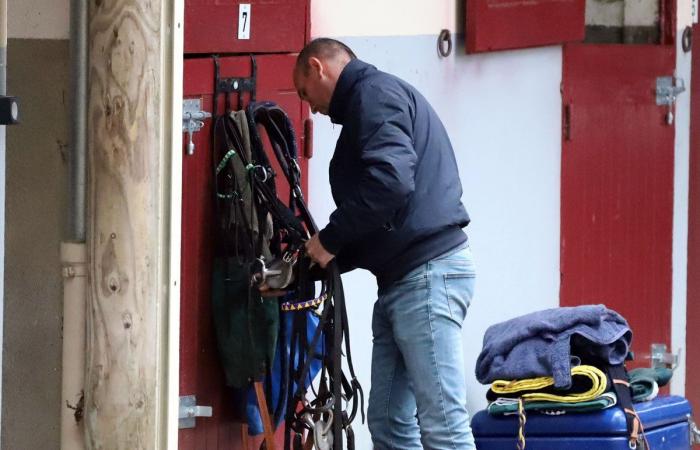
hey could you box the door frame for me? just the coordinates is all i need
[168,0,186,446]
[685,21,700,436]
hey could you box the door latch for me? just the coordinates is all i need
[656,76,686,125]
[689,417,700,444]
[182,99,211,155]
[179,395,213,429]
[650,343,680,369]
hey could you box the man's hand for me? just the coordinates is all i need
[305,234,335,268]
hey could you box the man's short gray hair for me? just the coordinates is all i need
[296,38,357,74]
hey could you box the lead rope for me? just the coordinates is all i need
[517,397,526,450]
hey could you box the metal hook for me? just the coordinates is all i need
[438,29,452,58]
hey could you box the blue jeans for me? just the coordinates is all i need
[368,245,476,450]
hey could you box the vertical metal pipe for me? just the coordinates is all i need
[69,0,87,241]
[0,0,6,445]
[0,0,6,95]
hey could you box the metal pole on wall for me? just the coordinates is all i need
[69,0,87,242]
[0,0,7,445]
[0,0,6,94]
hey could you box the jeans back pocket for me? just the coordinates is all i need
[443,273,475,324]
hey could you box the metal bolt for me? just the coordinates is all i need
[690,418,700,444]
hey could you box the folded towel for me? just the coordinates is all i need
[628,367,670,402]
[487,392,618,415]
[476,305,631,389]
[628,367,672,387]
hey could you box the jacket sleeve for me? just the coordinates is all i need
[318,85,417,254]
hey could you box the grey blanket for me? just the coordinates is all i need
[475,305,631,389]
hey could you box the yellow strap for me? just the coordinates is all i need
[491,365,607,403]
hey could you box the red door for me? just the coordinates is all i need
[561,44,675,368]
[179,54,309,449]
[687,23,700,439]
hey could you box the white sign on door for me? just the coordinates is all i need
[694,0,699,24]
[238,4,251,40]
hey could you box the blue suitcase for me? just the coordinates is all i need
[471,395,694,449]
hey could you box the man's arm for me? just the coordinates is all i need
[317,85,417,256]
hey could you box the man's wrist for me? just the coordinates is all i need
[318,226,343,255]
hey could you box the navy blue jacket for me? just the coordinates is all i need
[318,59,470,289]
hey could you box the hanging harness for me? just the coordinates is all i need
[210,55,364,450]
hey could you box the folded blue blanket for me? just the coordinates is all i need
[475,305,631,389]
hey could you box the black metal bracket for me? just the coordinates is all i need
[213,54,257,113]
[0,96,19,125]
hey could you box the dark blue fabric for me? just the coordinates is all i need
[232,309,324,436]
[475,305,632,389]
[318,59,470,289]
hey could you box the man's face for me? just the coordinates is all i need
[294,59,333,115]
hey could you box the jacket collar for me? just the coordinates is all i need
[328,59,373,125]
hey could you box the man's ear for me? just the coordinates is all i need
[308,57,325,79]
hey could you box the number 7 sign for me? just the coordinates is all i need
[238,4,251,40]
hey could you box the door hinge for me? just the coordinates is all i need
[179,395,213,429]
[303,118,314,158]
[182,98,211,156]
[563,103,572,141]
[656,76,686,105]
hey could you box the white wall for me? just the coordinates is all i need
[311,0,461,37]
